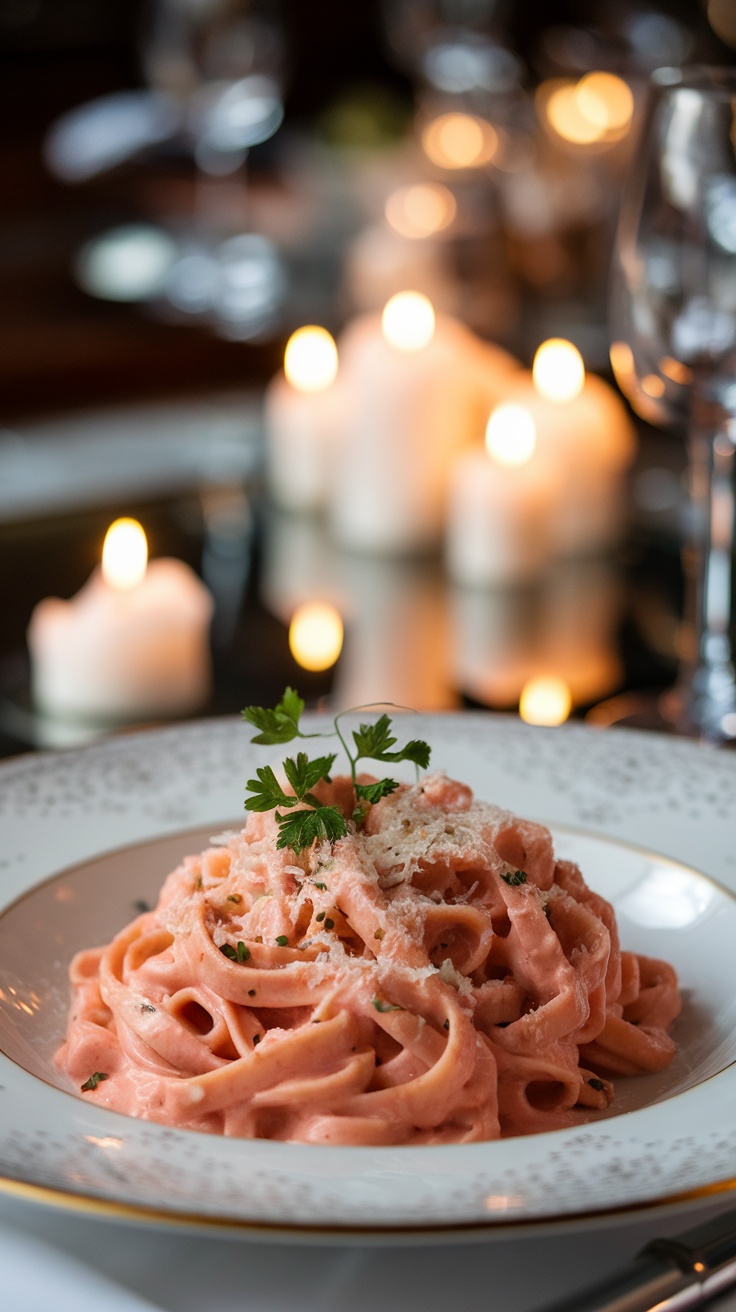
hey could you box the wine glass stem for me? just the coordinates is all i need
[673,396,736,741]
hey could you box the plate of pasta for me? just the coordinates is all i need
[1,711,736,1239]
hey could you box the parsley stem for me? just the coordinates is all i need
[332,710,357,786]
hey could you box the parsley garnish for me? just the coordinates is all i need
[81,1072,109,1092]
[372,998,404,1013]
[242,690,431,855]
[501,869,527,887]
[275,935,289,947]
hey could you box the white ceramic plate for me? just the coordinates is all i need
[2,714,736,1239]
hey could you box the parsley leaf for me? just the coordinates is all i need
[244,765,294,813]
[352,714,396,760]
[283,752,336,801]
[372,998,404,1013]
[241,687,305,744]
[275,806,348,852]
[352,715,431,770]
[355,778,400,805]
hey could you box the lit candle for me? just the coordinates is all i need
[446,403,554,587]
[505,339,636,556]
[330,292,519,554]
[264,326,343,513]
[28,519,213,722]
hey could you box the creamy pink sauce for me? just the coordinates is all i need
[57,773,681,1143]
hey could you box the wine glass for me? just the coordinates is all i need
[606,65,736,745]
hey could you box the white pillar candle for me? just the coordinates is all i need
[446,403,555,587]
[506,340,636,556]
[329,293,520,555]
[28,519,213,723]
[264,325,343,514]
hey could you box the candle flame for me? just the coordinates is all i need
[102,519,148,591]
[289,602,344,672]
[284,326,338,393]
[485,404,536,467]
[381,291,436,352]
[533,339,585,403]
[421,112,498,170]
[519,676,572,726]
[384,183,457,239]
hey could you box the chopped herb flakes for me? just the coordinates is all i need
[227,894,242,904]
[140,1003,156,1013]
[275,935,289,947]
[374,928,385,940]
[312,881,327,891]
[324,917,335,930]
[501,869,527,887]
[315,911,325,923]
[373,998,404,1013]
[81,1072,109,1092]
[248,989,256,997]
[220,942,251,963]
[588,1077,605,1091]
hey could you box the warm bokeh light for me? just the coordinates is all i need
[288,602,344,672]
[609,340,636,391]
[660,355,693,385]
[421,112,498,170]
[641,373,666,399]
[576,72,634,134]
[545,81,602,144]
[519,675,572,726]
[384,182,457,239]
[381,291,436,352]
[532,338,586,403]
[485,404,537,467]
[101,519,148,591]
[540,73,633,147]
[283,326,338,393]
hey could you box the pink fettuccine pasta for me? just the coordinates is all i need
[58,773,681,1143]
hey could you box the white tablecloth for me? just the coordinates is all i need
[3,1193,736,1312]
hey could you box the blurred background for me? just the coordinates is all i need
[2,0,736,756]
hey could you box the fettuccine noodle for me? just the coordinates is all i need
[58,773,681,1142]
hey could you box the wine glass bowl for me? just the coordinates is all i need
[606,66,736,744]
